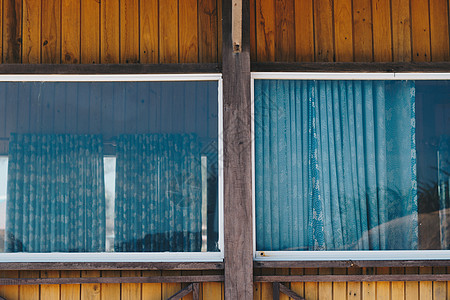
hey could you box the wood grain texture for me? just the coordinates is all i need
[433,267,447,300]
[22,0,40,63]
[250,0,256,61]
[199,0,218,63]
[391,267,405,300]
[411,0,431,61]
[202,270,221,300]
[81,270,101,300]
[255,0,275,61]
[275,0,295,61]
[334,0,353,61]
[81,0,100,64]
[162,270,182,299]
[3,0,22,63]
[42,0,61,63]
[19,271,39,300]
[332,268,347,300]
[120,0,139,63]
[372,0,392,61]
[304,269,318,300]
[404,267,418,300]
[294,0,314,62]
[430,0,450,61]
[352,0,373,61]
[61,271,81,300]
[101,271,120,300]
[159,0,179,63]
[318,268,332,300]
[0,271,18,300]
[61,0,80,64]
[419,267,433,299]
[40,270,60,300]
[179,0,198,63]
[101,0,119,63]
[376,267,390,299]
[391,0,411,61]
[347,268,361,300]
[290,269,305,299]
[140,0,158,64]
[314,0,334,62]
[121,271,142,300]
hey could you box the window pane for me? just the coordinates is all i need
[254,79,450,251]
[0,81,219,253]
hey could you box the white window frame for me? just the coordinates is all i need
[251,72,450,261]
[0,74,224,263]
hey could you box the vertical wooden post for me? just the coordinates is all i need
[222,0,253,299]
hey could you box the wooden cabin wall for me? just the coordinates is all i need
[250,0,450,62]
[1,0,221,64]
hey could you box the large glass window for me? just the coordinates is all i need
[253,74,450,259]
[0,75,222,260]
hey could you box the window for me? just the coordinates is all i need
[252,73,450,260]
[0,74,223,262]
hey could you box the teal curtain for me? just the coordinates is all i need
[114,134,202,252]
[5,134,106,252]
[438,136,450,249]
[255,80,418,251]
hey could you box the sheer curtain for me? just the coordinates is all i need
[114,134,202,252]
[254,80,417,251]
[438,136,450,249]
[6,134,106,252]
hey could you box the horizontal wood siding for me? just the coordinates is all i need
[251,0,450,62]
[0,0,220,64]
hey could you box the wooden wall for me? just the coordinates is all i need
[250,0,450,62]
[1,0,221,64]
[0,270,224,300]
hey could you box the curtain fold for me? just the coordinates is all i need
[5,133,106,252]
[114,134,202,252]
[438,135,450,249]
[255,80,417,251]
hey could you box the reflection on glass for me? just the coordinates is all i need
[0,81,219,253]
[254,79,450,251]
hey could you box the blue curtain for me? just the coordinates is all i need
[255,80,418,251]
[438,135,450,249]
[5,134,106,252]
[114,134,202,252]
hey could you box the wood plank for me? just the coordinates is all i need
[81,0,100,64]
[22,0,41,63]
[429,0,450,61]
[391,267,405,300]
[61,271,81,300]
[101,271,120,300]
[40,270,60,300]
[81,271,101,300]
[353,0,373,61]
[3,0,22,63]
[433,267,447,300]
[101,0,119,63]
[140,0,159,64]
[332,268,347,300]
[223,0,253,297]
[334,0,353,61]
[260,269,274,300]
[0,271,18,300]
[318,268,332,300]
[61,0,80,64]
[372,0,392,61]
[391,0,411,61]
[121,271,141,300]
[255,0,275,61]
[275,0,295,61]
[419,267,432,300]
[250,0,256,61]
[42,0,61,63]
[410,0,431,61]
[217,0,223,63]
[275,269,289,300]
[179,0,198,63]
[162,271,182,300]
[347,268,361,300]
[19,271,39,300]
[253,268,261,300]
[376,267,390,299]
[180,270,201,300]
[294,0,314,62]
[159,0,179,63]
[202,270,221,300]
[199,0,218,62]
[304,269,318,300]
[314,0,334,62]
[290,269,304,299]
[120,0,139,63]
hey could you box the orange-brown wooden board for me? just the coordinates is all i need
[140,0,159,64]
[411,0,431,61]
[391,267,405,300]
[121,270,142,300]
[179,0,199,63]
[199,0,218,63]
[353,0,373,62]
[334,0,354,62]
[81,0,100,64]
[41,270,60,300]
[22,0,41,63]
[372,0,392,61]
[81,270,101,300]
[120,0,139,63]
[101,270,121,300]
[391,0,412,62]
[429,0,450,61]
[3,0,22,63]
[294,0,314,62]
[314,0,334,62]
[101,0,120,63]
[255,0,275,62]
[159,0,179,63]
[275,0,295,61]
[42,0,61,63]
[61,0,80,64]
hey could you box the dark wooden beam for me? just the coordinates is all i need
[0,262,224,271]
[254,274,450,282]
[278,283,305,300]
[251,62,450,72]
[254,260,450,269]
[273,282,280,300]
[0,63,221,74]
[192,283,200,300]
[222,0,253,299]
[167,283,194,300]
[0,275,224,285]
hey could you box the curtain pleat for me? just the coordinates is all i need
[438,136,450,249]
[114,134,202,252]
[5,134,106,252]
[255,80,417,251]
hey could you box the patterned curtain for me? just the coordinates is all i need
[254,80,418,251]
[114,134,202,252]
[438,136,450,249]
[6,134,106,252]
